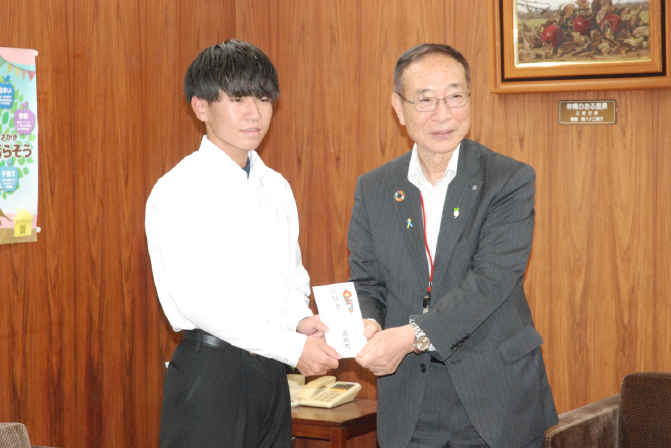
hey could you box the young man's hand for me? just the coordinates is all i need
[296,337,341,376]
[362,318,382,340]
[296,315,329,339]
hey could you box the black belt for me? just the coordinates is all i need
[183,330,256,355]
[183,329,230,349]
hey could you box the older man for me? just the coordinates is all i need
[348,44,558,448]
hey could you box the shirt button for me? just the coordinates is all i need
[420,364,426,373]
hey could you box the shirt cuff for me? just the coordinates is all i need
[269,331,307,368]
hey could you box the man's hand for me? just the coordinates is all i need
[296,337,341,376]
[363,318,382,340]
[297,315,329,339]
[356,324,415,376]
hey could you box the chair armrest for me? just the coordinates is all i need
[0,422,32,448]
[544,394,620,448]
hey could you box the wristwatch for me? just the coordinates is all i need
[411,322,431,354]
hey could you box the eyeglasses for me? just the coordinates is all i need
[397,91,470,112]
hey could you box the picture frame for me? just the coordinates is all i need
[489,0,671,93]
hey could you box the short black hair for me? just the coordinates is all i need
[184,39,280,104]
[394,44,470,95]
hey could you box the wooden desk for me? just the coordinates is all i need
[291,399,377,448]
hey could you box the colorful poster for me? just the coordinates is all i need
[0,47,38,244]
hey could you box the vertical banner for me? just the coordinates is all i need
[0,47,38,244]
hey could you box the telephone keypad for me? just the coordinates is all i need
[316,390,341,401]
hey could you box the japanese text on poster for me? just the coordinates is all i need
[0,47,38,244]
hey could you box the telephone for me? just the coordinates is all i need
[290,375,361,408]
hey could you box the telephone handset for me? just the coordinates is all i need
[293,375,362,408]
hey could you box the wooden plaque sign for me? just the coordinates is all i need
[559,100,617,124]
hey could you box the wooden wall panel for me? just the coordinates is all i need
[0,0,234,447]
[1,1,77,447]
[237,0,450,406]
[652,89,671,373]
[238,0,671,430]
[2,1,671,448]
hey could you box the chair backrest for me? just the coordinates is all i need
[619,372,671,448]
[0,423,31,448]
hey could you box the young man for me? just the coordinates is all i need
[146,40,340,448]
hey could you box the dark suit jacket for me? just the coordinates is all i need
[348,139,558,448]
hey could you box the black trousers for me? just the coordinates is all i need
[408,360,544,448]
[160,336,292,448]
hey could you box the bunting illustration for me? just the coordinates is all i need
[0,47,38,245]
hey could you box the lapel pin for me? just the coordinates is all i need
[454,208,459,218]
[472,185,477,190]
[407,218,413,228]
[395,190,405,202]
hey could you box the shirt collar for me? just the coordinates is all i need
[407,143,460,189]
[242,156,251,177]
[198,136,267,181]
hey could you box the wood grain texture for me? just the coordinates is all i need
[0,0,234,447]
[237,0,671,432]
[1,1,77,447]
[237,0,449,409]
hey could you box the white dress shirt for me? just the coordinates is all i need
[145,136,312,367]
[407,143,460,273]
[407,144,459,350]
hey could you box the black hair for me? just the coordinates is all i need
[184,39,280,104]
[394,44,470,95]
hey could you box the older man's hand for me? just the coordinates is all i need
[362,318,382,340]
[355,324,415,376]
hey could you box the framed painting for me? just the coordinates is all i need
[489,0,671,93]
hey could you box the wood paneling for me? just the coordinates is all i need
[237,0,671,426]
[1,1,670,447]
[237,0,450,405]
[0,1,234,446]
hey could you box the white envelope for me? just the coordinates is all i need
[313,282,367,358]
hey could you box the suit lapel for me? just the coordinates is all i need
[433,141,483,280]
[392,157,430,289]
